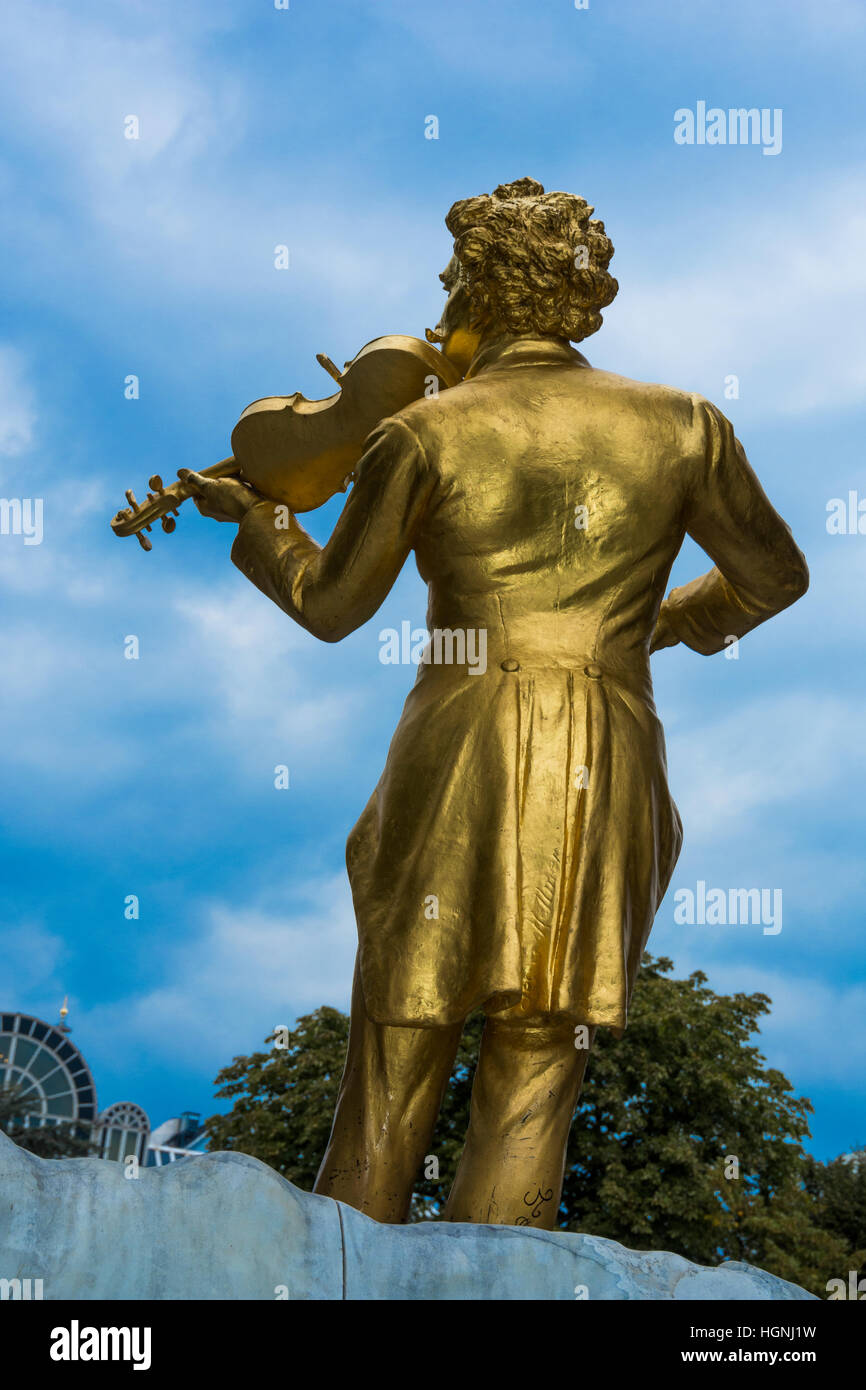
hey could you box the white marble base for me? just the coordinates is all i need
[0,1131,816,1300]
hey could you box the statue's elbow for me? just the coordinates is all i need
[789,555,810,603]
[771,556,808,619]
[292,593,354,643]
[309,612,354,643]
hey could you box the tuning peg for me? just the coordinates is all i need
[125,489,140,511]
[136,531,152,551]
[161,516,176,533]
[316,352,344,384]
[149,475,164,492]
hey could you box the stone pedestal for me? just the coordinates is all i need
[0,1131,816,1300]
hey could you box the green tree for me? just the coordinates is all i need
[804,1150,866,1281]
[205,956,853,1295]
[558,958,839,1281]
[0,1085,92,1159]
[206,1007,349,1186]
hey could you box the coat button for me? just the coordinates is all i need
[501,659,520,672]
[584,663,603,679]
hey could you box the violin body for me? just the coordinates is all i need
[111,335,462,549]
[232,335,462,511]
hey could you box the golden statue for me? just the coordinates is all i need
[116,178,808,1228]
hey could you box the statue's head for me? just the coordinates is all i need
[431,177,618,371]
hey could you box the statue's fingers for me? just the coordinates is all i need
[177,467,207,495]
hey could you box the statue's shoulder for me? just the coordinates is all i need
[579,366,699,412]
[389,378,483,439]
[391,367,703,455]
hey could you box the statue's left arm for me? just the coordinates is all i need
[653,399,809,655]
[230,416,434,641]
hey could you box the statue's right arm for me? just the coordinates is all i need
[230,416,434,641]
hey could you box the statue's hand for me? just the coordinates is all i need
[178,469,265,524]
[650,605,679,653]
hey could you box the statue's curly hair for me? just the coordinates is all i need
[445,177,618,343]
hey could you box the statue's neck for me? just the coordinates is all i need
[465,331,575,379]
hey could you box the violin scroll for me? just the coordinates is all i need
[111,459,239,548]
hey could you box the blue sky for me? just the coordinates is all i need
[0,0,863,1160]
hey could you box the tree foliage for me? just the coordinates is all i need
[205,956,857,1296]
[205,1007,349,1186]
[0,1085,92,1159]
[559,957,839,1281]
[804,1151,866,1281]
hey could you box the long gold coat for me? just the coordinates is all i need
[232,337,808,1034]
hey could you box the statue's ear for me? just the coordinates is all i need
[462,288,488,335]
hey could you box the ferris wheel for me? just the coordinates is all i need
[0,1010,97,1129]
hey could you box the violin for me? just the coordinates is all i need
[110,335,462,550]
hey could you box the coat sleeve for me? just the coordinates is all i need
[231,415,434,641]
[660,398,809,655]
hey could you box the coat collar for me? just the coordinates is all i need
[465,335,591,380]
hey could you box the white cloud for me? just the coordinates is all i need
[674,955,866,1089]
[0,561,371,800]
[0,922,68,1008]
[4,3,863,427]
[81,874,357,1077]
[0,2,244,186]
[801,543,866,647]
[599,173,866,419]
[170,586,361,775]
[0,0,446,332]
[667,691,866,844]
[0,346,37,463]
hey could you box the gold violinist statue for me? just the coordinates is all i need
[112,178,808,1227]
